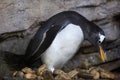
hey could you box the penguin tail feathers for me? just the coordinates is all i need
[3,51,26,70]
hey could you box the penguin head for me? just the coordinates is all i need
[86,28,106,62]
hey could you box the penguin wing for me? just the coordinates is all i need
[25,24,64,65]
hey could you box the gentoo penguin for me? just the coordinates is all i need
[4,11,106,72]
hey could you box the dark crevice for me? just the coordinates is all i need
[112,13,120,37]
[92,18,111,26]
[70,5,97,10]
[92,18,106,22]
[0,30,25,43]
[106,0,115,2]
[76,5,98,8]
[112,13,120,23]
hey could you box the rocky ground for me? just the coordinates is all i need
[0,46,120,80]
[8,64,117,80]
[1,63,119,80]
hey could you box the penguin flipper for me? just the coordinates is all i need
[25,24,64,67]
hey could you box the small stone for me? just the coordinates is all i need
[55,74,71,80]
[100,71,115,79]
[95,67,115,79]
[68,69,79,78]
[54,69,71,79]
[37,76,44,80]
[22,67,35,74]
[13,71,24,78]
[54,69,66,75]
[37,64,47,76]
[42,70,54,79]
[12,71,18,77]
[24,73,37,79]
[90,69,100,79]
[80,61,92,69]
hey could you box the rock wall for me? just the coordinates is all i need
[0,0,120,55]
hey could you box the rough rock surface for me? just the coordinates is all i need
[0,0,120,61]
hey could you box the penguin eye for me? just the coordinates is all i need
[99,33,105,43]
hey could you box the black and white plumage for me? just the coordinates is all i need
[4,11,106,71]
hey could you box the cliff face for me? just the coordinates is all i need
[0,0,120,63]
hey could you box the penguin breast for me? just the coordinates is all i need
[41,23,84,71]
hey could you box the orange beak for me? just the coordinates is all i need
[99,45,107,62]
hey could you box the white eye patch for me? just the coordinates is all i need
[99,33,105,43]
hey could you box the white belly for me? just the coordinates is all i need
[41,23,84,71]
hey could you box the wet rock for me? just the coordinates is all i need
[0,0,120,55]
[65,46,120,70]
